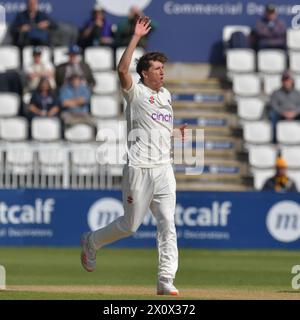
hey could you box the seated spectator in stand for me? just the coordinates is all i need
[115,6,155,49]
[254,4,286,50]
[78,3,114,49]
[60,73,94,127]
[55,44,95,89]
[27,77,60,119]
[262,156,297,192]
[268,71,300,142]
[24,46,55,91]
[10,0,57,47]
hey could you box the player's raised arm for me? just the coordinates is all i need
[117,16,151,90]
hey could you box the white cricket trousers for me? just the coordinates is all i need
[91,164,178,280]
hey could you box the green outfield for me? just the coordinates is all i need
[0,247,300,300]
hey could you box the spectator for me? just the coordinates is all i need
[59,73,93,127]
[78,3,114,49]
[10,0,57,47]
[27,77,60,119]
[268,71,300,142]
[25,46,55,91]
[262,156,297,192]
[254,4,286,50]
[115,6,155,49]
[55,44,95,89]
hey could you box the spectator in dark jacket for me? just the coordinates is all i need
[27,77,60,118]
[10,0,57,47]
[78,3,114,49]
[55,44,96,89]
[254,4,286,50]
[269,71,300,142]
[262,156,297,192]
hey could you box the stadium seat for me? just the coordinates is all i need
[115,47,145,72]
[248,144,277,168]
[257,49,287,74]
[84,47,114,71]
[222,25,251,45]
[232,73,261,96]
[287,28,300,50]
[0,23,7,44]
[236,97,265,120]
[0,46,20,71]
[5,142,35,188]
[251,167,275,190]
[277,121,300,144]
[31,117,61,142]
[90,95,119,118]
[262,73,281,96]
[0,93,20,117]
[281,146,300,169]
[93,72,118,95]
[65,123,95,142]
[37,143,66,188]
[53,46,68,65]
[294,74,300,91]
[0,117,28,141]
[97,119,127,142]
[289,51,300,73]
[226,49,256,73]
[243,121,272,144]
[22,46,52,68]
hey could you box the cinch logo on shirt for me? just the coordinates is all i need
[151,112,173,123]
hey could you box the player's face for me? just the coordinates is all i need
[143,60,165,91]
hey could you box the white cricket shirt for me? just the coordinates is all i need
[123,80,173,168]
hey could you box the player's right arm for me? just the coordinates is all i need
[117,16,151,90]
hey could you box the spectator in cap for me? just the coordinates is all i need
[55,44,95,89]
[59,72,94,127]
[254,3,286,50]
[24,46,55,91]
[268,70,300,142]
[262,155,297,191]
[10,0,57,47]
[78,3,114,49]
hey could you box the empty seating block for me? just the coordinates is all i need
[287,28,300,50]
[0,117,28,141]
[90,95,119,118]
[257,49,286,74]
[277,121,300,144]
[93,72,118,95]
[0,93,20,117]
[232,74,261,96]
[226,49,256,73]
[84,47,114,71]
[0,46,20,71]
[65,123,95,142]
[237,97,265,120]
[248,144,277,168]
[31,117,61,142]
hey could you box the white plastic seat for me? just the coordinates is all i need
[289,51,300,73]
[277,121,300,144]
[53,46,68,65]
[294,74,300,91]
[31,117,61,141]
[248,145,277,168]
[116,47,145,72]
[236,97,265,120]
[65,123,94,142]
[257,49,287,74]
[90,95,119,118]
[22,46,52,68]
[0,93,20,117]
[251,168,275,190]
[232,74,261,96]
[84,47,114,71]
[243,121,272,144]
[97,119,126,142]
[0,46,20,71]
[262,73,281,95]
[0,117,28,141]
[222,25,251,44]
[93,72,118,94]
[287,28,300,50]
[226,49,256,73]
[0,22,7,44]
[281,146,300,169]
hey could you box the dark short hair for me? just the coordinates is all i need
[136,52,168,81]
